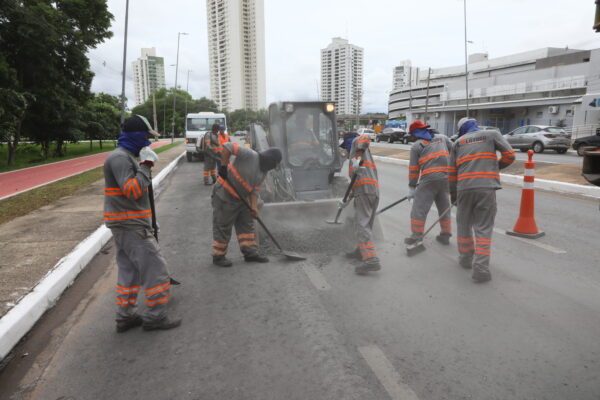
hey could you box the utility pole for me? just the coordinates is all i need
[595,0,600,32]
[152,93,158,139]
[171,32,188,143]
[423,68,432,122]
[463,0,470,116]
[408,67,413,116]
[184,69,191,120]
[119,0,130,124]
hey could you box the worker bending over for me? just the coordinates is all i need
[104,115,181,332]
[342,134,381,275]
[212,142,282,267]
[449,118,515,282]
[203,124,230,185]
[405,121,454,246]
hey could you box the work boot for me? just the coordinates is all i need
[213,255,233,267]
[355,260,381,275]
[436,233,451,246]
[116,315,143,333]
[459,256,473,269]
[244,254,269,263]
[472,268,492,283]
[345,248,361,260]
[404,237,420,245]
[142,316,182,331]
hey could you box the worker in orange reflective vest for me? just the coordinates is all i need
[339,134,381,275]
[203,124,231,185]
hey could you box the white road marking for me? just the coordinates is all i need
[301,264,331,291]
[358,345,420,400]
[493,228,567,254]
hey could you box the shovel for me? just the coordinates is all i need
[325,171,360,225]
[406,203,454,257]
[376,196,409,215]
[148,173,181,285]
[223,177,306,261]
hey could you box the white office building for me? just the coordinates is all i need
[388,48,600,138]
[206,0,266,111]
[132,48,166,106]
[392,60,419,90]
[320,37,364,116]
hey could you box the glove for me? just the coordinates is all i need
[139,146,159,168]
[338,199,350,209]
[218,165,228,180]
[450,191,457,205]
[407,186,416,200]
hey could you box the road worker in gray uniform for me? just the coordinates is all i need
[212,141,282,267]
[203,124,230,185]
[449,118,515,282]
[341,134,381,275]
[104,115,181,332]
[405,121,453,246]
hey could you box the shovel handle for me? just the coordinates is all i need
[422,203,454,238]
[148,171,159,242]
[376,196,408,215]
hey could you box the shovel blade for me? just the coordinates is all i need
[406,243,426,257]
[283,251,306,261]
[325,220,343,225]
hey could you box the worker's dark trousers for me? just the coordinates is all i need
[409,180,451,239]
[455,189,497,273]
[204,156,217,184]
[354,194,380,264]
[112,228,171,322]
[212,195,258,258]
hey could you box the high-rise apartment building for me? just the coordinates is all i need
[132,48,166,106]
[206,0,266,111]
[320,37,364,115]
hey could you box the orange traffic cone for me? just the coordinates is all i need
[507,150,545,239]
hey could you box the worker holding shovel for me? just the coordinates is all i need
[405,121,454,249]
[340,134,381,275]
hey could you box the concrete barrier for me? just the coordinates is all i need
[0,151,185,361]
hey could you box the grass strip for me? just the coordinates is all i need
[0,143,182,225]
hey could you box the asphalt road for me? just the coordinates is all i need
[3,159,600,400]
[372,141,582,165]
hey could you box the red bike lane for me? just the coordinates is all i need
[0,141,171,200]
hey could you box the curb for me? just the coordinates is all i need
[0,151,186,361]
[372,155,600,200]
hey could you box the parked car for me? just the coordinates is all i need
[357,128,376,141]
[572,131,600,156]
[503,125,571,153]
[377,128,406,143]
[234,130,246,137]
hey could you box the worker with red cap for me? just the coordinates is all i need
[405,120,453,247]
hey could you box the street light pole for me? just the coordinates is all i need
[171,32,188,143]
[463,0,470,116]
[184,69,191,119]
[119,0,130,124]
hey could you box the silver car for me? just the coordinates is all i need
[504,125,571,154]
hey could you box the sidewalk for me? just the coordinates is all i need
[0,145,186,319]
[369,146,590,186]
[0,141,171,200]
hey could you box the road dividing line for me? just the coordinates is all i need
[493,228,566,254]
[301,264,331,291]
[358,345,420,400]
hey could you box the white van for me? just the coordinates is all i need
[185,112,227,162]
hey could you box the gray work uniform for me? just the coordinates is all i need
[449,129,515,272]
[349,135,380,264]
[408,134,453,239]
[203,132,230,183]
[104,147,171,322]
[212,142,265,257]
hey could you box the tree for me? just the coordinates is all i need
[226,108,269,132]
[0,0,113,158]
[131,89,219,137]
[84,93,120,149]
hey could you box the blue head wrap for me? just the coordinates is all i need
[458,120,480,137]
[117,131,151,156]
[412,128,433,141]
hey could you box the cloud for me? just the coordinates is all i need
[90,0,597,113]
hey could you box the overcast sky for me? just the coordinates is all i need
[88,0,600,113]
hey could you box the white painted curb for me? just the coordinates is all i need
[0,151,185,361]
[373,155,600,200]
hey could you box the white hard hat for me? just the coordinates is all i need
[457,117,476,131]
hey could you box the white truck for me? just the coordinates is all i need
[184,112,227,162]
